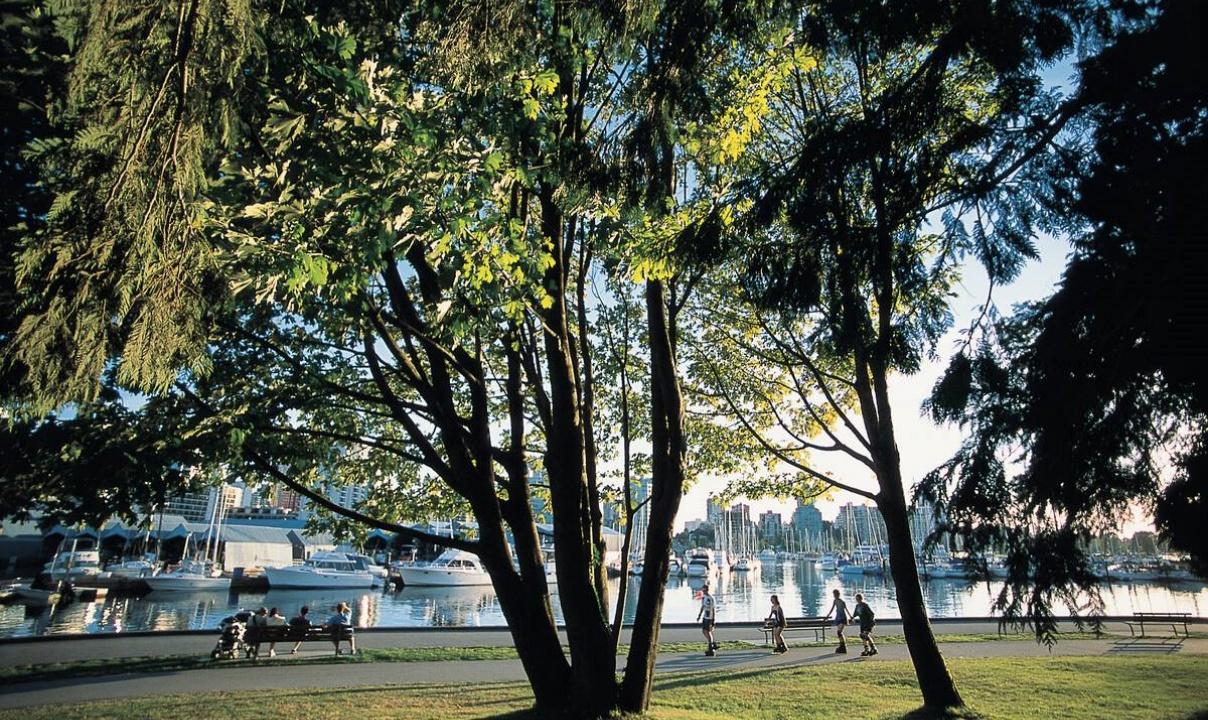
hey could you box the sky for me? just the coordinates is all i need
[675,231,1074,529]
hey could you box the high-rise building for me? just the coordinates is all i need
[706,495,725,526]
[730,503,751,526]
[163,490,211,523]
[632,476,652,547]
[325,484,369,509]
[276,487,302,512]
[758,510,782,543]
[791,500,824,549]
[163,483,244,523]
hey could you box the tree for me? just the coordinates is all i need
[690,0,1087,710]
[923,0,1208,634]
[2,2,806,717]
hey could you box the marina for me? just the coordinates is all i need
[2,557,1203,639]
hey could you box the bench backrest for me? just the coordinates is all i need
[762,616,829,628]
[246,624,353,642]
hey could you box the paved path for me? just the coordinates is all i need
[1,622,1203,710]
[0,619,1154,667]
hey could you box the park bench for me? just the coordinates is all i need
[759,616,831,645]
[245,623,355,658]
[1121,612,1192,639]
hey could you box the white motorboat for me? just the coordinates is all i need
[818,553,838,571]
[685,548,715,577]
[143,560,230,592]
[265,552,377,589]
[43,550,107,583]
[731,556,761,572]
[344,553,389,585]
[668,555,684,577]
[398,548,492,587]
[107,554,160,579]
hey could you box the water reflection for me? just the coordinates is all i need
[1,558,1204,638]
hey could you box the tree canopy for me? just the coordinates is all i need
[924,0,1208,623]
[2,0,1203,717]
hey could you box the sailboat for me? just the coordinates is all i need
[731,524,761,572]
[144,501,231,592]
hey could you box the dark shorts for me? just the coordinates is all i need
[859,624,874,637]
[833,617,846,627]
[701,618,715,631]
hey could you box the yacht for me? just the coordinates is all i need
[818,553,838,571]
[838,559,866,575]
[43,550,107,583]
[398,548,493,587]
[731,556,761,572]
[107,553,160,579]
[685,548,715,577]
[344,552,389,585]
[142,559,231,592]
[265,551,378,589]
[668,555,684,577]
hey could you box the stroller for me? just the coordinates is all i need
[211,611,251,660]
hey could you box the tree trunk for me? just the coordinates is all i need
[539,191,618,718]
[618,279,687,712]
[480,555,576,714]
[876,458,965,710]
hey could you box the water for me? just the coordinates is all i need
[2,559,1204,638]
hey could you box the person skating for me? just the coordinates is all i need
[697,582,719,656]
[825,588,850,654]
[766,594,788,653]
[851,593,878,656]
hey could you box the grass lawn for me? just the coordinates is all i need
[0,633,1111,686]
[1,655,1204,720]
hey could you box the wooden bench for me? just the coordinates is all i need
[1121,612,1191,639]
[245,623,355,658]
[759,616,830,645]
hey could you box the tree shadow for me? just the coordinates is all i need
[650,651,852,694]
[893,707,985,720]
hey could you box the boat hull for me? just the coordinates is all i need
[143,575,231,592]
[397,567,493,587]
[264,566,376,589]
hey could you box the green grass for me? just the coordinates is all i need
[1,655,1204,719]
[0,632,1118,687]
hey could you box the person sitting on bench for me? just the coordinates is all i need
[264,606,287,657]
[289,605,311,655]
[326,601,356,655]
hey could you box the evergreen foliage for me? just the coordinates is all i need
[924,0,1208,616]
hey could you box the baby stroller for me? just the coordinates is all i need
[211,611,251,660]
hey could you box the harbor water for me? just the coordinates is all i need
[2,559,1204,638]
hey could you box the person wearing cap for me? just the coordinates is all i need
[697,582,719,656]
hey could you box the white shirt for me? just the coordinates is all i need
[700,594,715,620]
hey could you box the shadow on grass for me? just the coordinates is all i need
[893,707,985,720]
